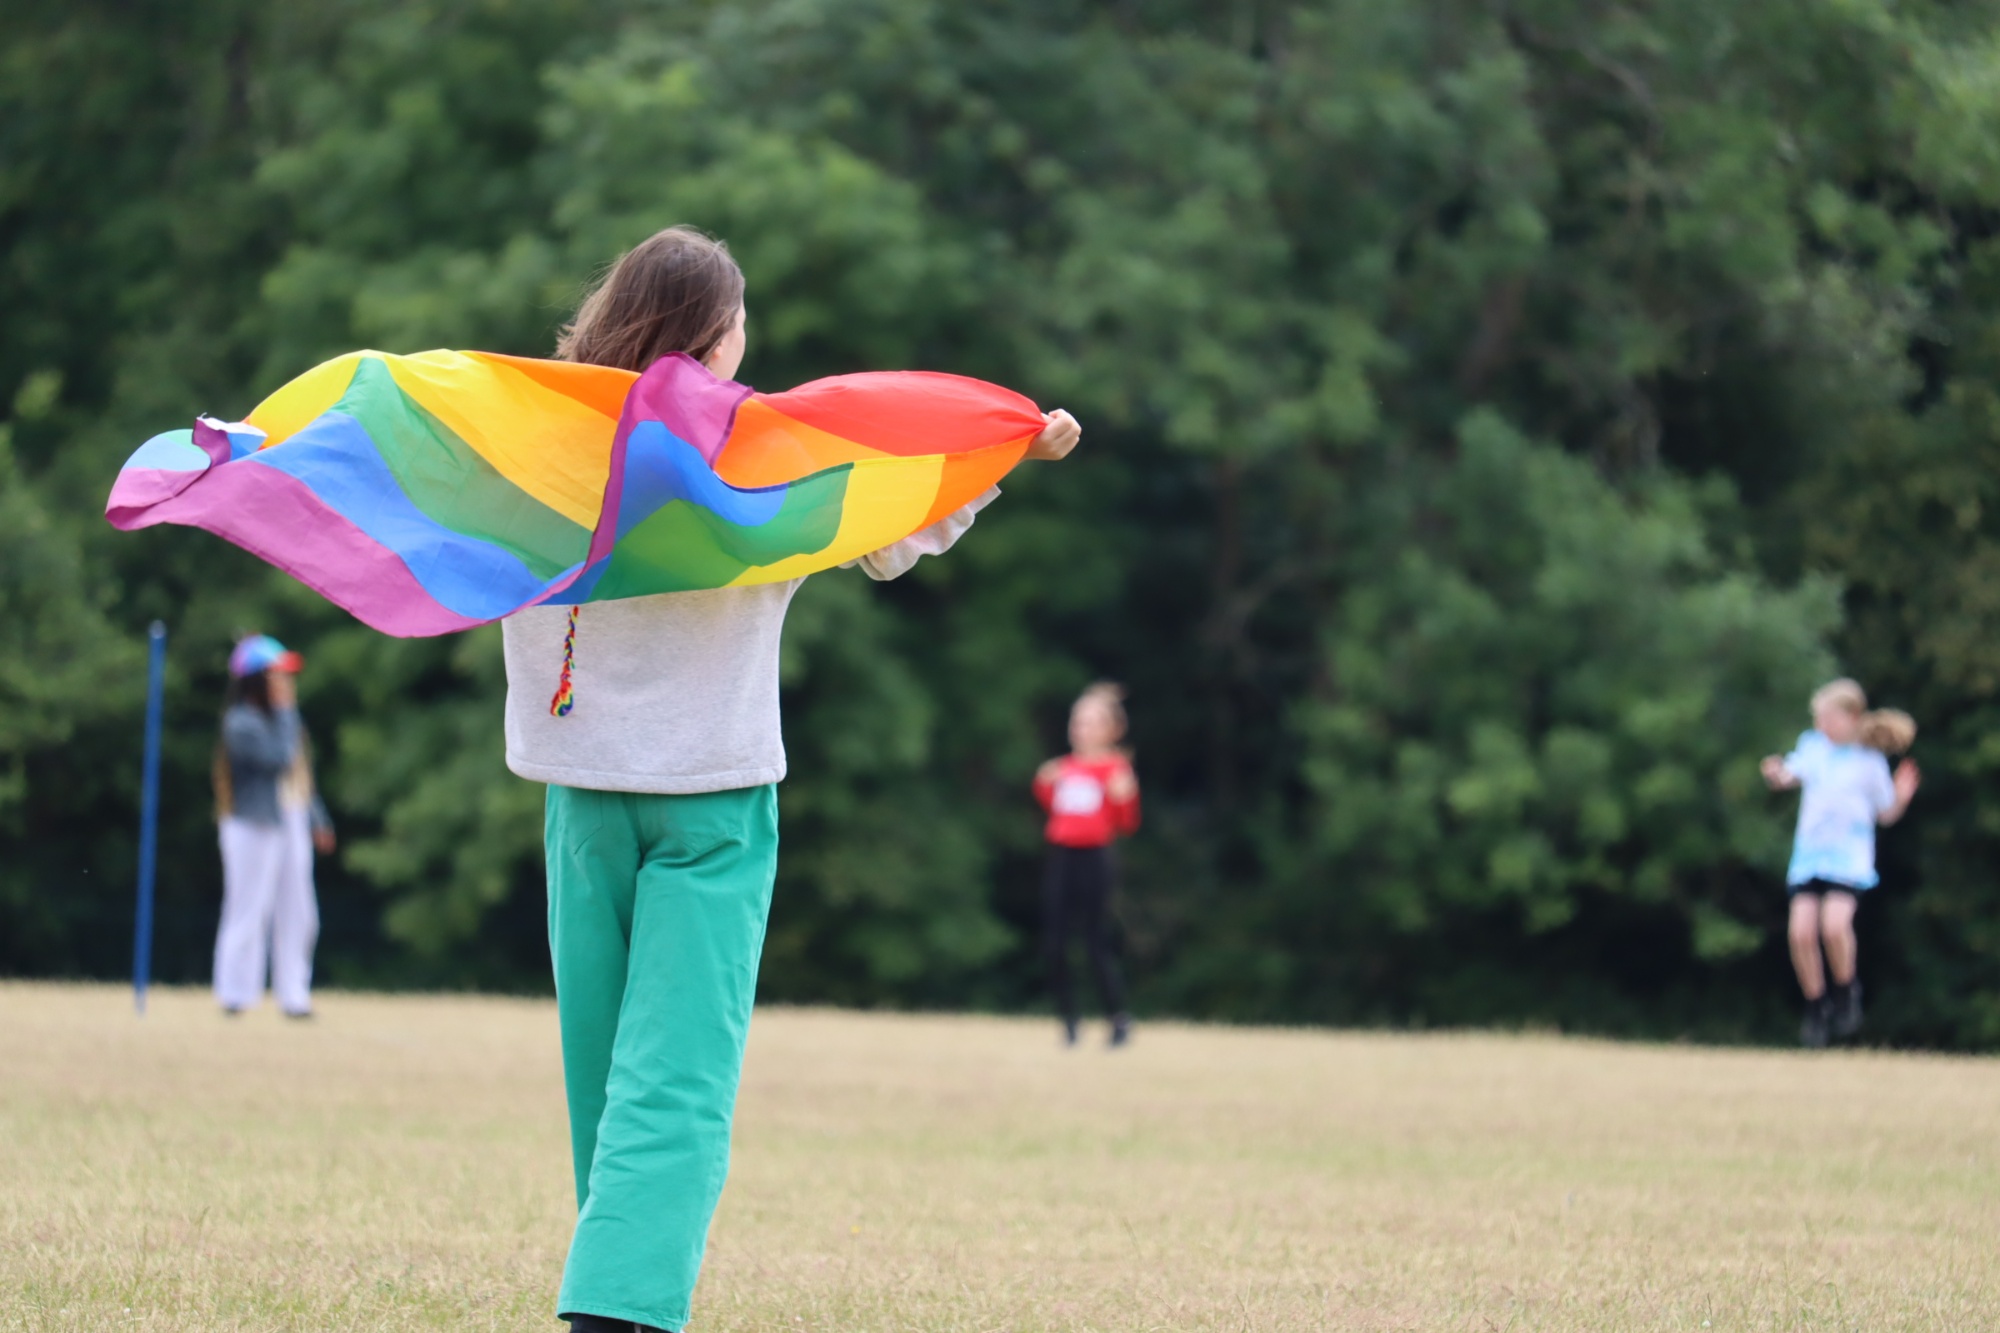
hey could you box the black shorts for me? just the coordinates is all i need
[1789,877,1869,899]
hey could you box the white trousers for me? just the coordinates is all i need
[213,812,320,1013]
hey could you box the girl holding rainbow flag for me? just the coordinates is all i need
[507,228,1079,1332]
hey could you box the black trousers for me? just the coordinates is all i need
[1043,844,1127,1024]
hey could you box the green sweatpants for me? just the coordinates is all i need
[545,783,778,1332]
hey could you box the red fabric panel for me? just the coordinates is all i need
[757,371,1042,458]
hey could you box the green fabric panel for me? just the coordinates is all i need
[339,357,590,579]
[588,465,851,598]
[711,464,848,562]
[588,501,754,598]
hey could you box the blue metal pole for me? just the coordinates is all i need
[134,621,166,1016]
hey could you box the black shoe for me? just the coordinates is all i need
[1800,996,1831,1049]
[1109,1013,1132,1048]
[1829,981,1864,1040]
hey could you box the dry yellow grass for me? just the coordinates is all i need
[3,983,1997,1332]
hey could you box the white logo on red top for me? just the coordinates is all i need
[1052,772,1105,815]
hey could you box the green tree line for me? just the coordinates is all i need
[5,0,1999,1044]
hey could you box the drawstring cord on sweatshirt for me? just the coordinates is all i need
[549,605,579,717]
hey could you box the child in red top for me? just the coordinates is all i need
[1033,682,1139,1046]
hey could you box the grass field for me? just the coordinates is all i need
[4,985,1997,1332]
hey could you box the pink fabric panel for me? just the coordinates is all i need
[109,457,483,638]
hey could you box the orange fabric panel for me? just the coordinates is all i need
[921,441,1032,527]
[712,399,893,487]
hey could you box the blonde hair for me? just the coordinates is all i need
[1811,678,1917,755]
[1075,680,1128,739]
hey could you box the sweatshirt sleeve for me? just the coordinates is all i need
[1032,766,1056,812]
[223,706,300,775]
[307,728,334,834]
[1110,763,1141,836]
[844,486,1001,582]
[1781,730,1818,783]
[299,727,334,835]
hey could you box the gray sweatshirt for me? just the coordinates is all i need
[220,705,331,830]
[502,488,997,794]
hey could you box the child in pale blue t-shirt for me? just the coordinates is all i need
[1761,678,1919,1048]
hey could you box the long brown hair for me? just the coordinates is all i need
[556,226,745,373]
[213,669,272,819]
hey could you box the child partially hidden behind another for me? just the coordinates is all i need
[1761,678,1920,1048]
[1034,682,1140,1048]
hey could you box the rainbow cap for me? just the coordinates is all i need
[229,634,303,678]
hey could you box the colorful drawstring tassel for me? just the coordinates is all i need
[549,605,579,717]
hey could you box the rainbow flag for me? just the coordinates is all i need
[106,350,1042,636]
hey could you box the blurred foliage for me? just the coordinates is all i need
[5,0,2000,1044]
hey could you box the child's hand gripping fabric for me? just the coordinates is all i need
[1026,409,1081,460]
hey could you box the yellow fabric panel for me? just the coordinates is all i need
[469,351,636,424]
[714,399,895,488]
[384,351,614,528]
[728,453,947,585]
[244,353,368,448]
